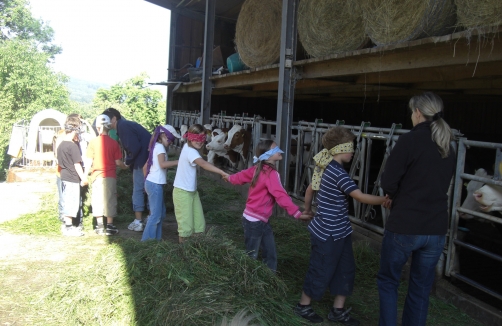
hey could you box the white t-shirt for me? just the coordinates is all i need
[146,143,167,185]
[173,144,201,191]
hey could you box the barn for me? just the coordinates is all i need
[145,0,502,322]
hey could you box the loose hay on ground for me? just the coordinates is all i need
[359,0,457,46]
[234,0,282,68]
[298,0,368,58]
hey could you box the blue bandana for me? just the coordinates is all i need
[253,146,284,164]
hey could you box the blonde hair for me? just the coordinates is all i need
[409,92,454,158]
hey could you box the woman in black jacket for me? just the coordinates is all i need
[378,92,456,326]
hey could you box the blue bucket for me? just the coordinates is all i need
[227,53,247,73]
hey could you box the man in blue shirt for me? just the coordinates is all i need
[103,108,151,232]
[295,127,386,325]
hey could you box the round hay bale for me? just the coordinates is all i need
[298,0,367,58]
[455,0,502,28]
[235,0,282,68]
[359,0,457,46]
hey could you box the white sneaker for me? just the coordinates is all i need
[63,226,84,237]
[128,221,144,232]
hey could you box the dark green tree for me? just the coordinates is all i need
[93,73,166,132]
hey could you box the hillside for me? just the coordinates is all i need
[66,78,109,103]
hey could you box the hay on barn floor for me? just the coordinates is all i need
[298,0,368,58]
[359,0,457,46]
[455,0,502,29]
[234,0,282,68]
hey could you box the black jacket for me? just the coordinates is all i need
[381,121,456,235]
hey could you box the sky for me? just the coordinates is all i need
[29,0,171,88]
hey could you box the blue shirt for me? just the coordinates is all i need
[116,118,151,169]
[308,160,358,242]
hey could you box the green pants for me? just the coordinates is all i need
[173,187,205,237]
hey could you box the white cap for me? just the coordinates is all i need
[162,124,181,138]
[95,114,111,129]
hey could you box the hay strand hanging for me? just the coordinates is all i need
[234,0,282,68]
[455,0,502,29]
[359,0,457,46]
[298,0,368,58]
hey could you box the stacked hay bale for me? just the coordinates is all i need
[455,0,502,29]
[359,0,457,46]
[298,0,368,58]
[235,0,282,68]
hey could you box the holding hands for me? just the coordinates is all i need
[382,195,392,209]
[299,209,314,221]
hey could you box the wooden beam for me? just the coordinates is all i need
[356,61,502,85]
[302,38,502,80]
[414,78,502,90]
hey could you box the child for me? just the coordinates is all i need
[141,124,180,241]
[57,116,89,236]
[85,115,128,236]
[294,127,386,325]
[224,139,312,272]
[173,124,229,243]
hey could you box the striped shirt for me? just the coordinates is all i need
[308,160,358,242]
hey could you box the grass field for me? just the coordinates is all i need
[0,168,483,326]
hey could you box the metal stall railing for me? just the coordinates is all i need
[446,138,502,301]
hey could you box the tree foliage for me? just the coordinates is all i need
[0,0,62,57]
[93,73,166,132]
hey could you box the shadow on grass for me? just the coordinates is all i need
[0,169,484,326]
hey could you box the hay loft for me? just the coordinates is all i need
[298,0,368,58]
[359,0,457,46]
[234,0,282,68]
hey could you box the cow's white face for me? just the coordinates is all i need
[180,125,188,143]
[206,133,227,154]
[474,184,502,212]
[224,124,243,147]
[459,169,488,219]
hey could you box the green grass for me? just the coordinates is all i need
[0,172,484,326]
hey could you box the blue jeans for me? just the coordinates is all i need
[142,180,165,241]
[377,230,445,326]
[132,168,145,212]
[242,217,277,271]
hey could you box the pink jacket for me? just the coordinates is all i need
[228,165,302,222]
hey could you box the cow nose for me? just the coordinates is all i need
[474,193,482,199]
[224,144,229,149]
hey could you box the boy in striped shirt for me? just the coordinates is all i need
[294,127,386,325]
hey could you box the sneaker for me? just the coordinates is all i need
[327,307,360,326]
[294,304,323,323]
[128,221,144,232]
[106,224,119,235]
[63,226,84,237]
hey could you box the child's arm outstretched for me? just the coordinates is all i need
[303,183,315,216]
[349,189,386,205]
[194,158,229,179]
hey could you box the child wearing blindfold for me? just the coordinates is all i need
[141,124,181,241]
[173,124,229,243]
[223,139,313,272]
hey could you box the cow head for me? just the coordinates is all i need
[474,184,502,213]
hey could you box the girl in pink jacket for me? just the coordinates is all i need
[225,139,312,271]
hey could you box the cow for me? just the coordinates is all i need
[179,125,188,144]
[224,124,252,167]
[460,167,502,219]
[474,184,502,213]
[206,131,239,168]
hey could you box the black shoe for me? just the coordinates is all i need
[106,224,119,235]
[294,303,323,323]
[328,307,360,326]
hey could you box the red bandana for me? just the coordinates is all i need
[183,132,206,143]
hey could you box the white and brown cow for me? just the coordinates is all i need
[206,131,239,168]
[224,124,252,167]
